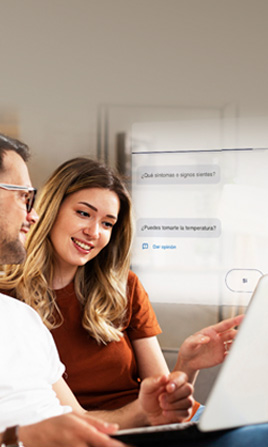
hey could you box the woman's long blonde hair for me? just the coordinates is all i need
[1,157,133,344]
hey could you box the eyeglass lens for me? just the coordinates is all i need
[26,189,36,213]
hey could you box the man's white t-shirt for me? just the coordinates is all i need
[0,293,72,431]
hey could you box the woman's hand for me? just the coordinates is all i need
[139,371,194,426]
[175,314,244,383]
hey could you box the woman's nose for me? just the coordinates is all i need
[83,221,100,238]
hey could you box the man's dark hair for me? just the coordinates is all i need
[0,133,30,171]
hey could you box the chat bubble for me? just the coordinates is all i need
[136,165,220,184]
[137,218,221,237]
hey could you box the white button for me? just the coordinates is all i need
[225,269,263,293]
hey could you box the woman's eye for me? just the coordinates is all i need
[103,221,113,228]
[77,210,90,217]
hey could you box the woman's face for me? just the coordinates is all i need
[50,187,120,273]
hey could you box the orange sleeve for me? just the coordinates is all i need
[186,400,201,421]
[126,271,162,340]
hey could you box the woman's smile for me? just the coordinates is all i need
[71,237,94,253]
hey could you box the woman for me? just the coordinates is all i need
[1,157,243,426]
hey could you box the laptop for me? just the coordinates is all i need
[112,273,268,445]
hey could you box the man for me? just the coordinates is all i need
[0,134,125,447]
[0,134,193,447]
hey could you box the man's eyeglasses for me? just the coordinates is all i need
[0,183,37,213]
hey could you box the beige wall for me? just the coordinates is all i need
[0,0,268,187]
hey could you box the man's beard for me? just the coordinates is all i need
[0,238,26,265]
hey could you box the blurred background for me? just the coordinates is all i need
[1,0,268,185]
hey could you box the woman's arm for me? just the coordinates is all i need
[174,314,245,383]
[53,367,193,429]
[132,336,194,425]
[53,377,148,428]
[131,336,170,378]
[131,316,244,386]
